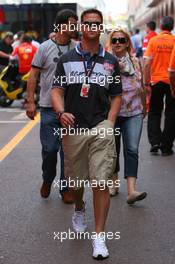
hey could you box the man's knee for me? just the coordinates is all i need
[42,150,58,162]
[126,144,138,156]
[43,144,60,153]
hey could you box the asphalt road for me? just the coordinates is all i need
[0,102,175,264]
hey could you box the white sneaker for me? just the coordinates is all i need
[92,233,109,260]
[72,209,87,233]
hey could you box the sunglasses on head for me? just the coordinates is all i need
[112,37,127,44]
[82,21,102,28]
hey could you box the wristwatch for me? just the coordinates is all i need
[57,111,65,120]
[25,99,34,104]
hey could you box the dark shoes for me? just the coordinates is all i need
[62,190,74,204]
[161,149,174,156]
[40,182,52,198]
[150,145,174,156]
[150,144,160,154]
[40,181,74,204]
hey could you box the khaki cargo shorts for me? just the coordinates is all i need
[62,119,117,189]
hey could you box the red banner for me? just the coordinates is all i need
[0,7,6,24]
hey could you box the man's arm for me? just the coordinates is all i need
[51,88,75,128]
[169,71,175,98]
[51,88,65,113]
[143,37,154,86]
[168,46,175,98]
[107,59,122,124]
[10,47,18,60]
[138,59,146,117]
[108,95,122,125]
[26,67,40,120]
[0,51,10,59]
[143,58,152,85]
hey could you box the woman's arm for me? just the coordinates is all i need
[134,56,147,118]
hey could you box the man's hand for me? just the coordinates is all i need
[26,67,40,120]
[107,119,115,127]
[171,89,175,98]
[26,101,37,120]
[143,58,152,86]
[142,105,147,119]
[107,96,122,126]
[141,86,147,119]
[59,112,75,128]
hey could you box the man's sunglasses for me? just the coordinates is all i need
[82,21,103,28]
[112,37,127,44]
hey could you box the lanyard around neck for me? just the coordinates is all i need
[54,41,70,56]
[82,55,99,78]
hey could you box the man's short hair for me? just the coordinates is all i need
[55,9,78,26]
[160,16,174,31]
[135,29,140,34]
[17,30,25,38]
[22,35,32,43]
[81,8,103,23]
[147,21,156,31]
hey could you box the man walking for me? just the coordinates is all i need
[11,35,37,74]
[142,21,157,53]
[51,9,122,259]
[26,9,78,202]
[131,29,143,58]
[144,16,175,156]
[142,21,157,112]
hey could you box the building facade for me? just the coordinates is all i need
[128,0,175,31]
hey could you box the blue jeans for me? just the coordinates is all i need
[115,114,143,178]
[40,108,68,194]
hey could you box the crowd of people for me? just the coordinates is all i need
[0,31,39,74]
[1,7,175,261]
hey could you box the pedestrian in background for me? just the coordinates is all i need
[26,9,78,203]
[108,28,147,204]
[142,21,157,53]
[0,32,13,71]
[11,35,37,74]
[131,29,143,58]
[144,16,175,156]
[12,31,24,50]
[142,21,157,112]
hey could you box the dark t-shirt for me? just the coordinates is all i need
[52,44,122,129]
[0,40,13,66]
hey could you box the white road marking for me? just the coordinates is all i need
[12,112,27,120]
[0,121,28,124]
[0,108,25,113]
[0,108,29,123]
